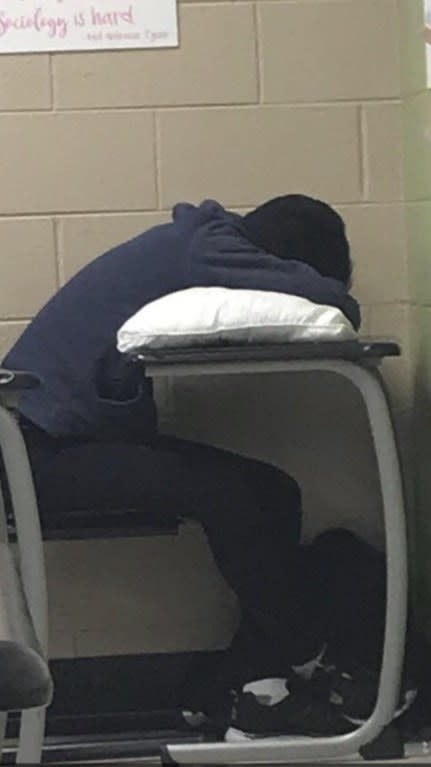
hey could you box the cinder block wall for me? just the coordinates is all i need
[0,0,412,658]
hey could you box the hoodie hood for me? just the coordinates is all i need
[173,199,239,231]
[173,200,361,330]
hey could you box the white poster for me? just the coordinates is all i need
[0,0,178,53]
[426,0,431,86]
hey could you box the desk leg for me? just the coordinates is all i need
[0,713,6,761]
[16,708,46,765]
[0,406,48,763]
[0,406,48,652]
[336,363,407,733]
[0,489,6,761]
[165,361,408,764]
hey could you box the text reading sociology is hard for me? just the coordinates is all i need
[0,5,137,39]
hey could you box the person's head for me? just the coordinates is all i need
[242,194,352,286]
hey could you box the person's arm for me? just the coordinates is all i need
[188,217,361,330]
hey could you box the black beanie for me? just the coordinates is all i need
[242,194,352,285]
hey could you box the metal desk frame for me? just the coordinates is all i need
[0,341,407,764]
[136,340,408,765]
[0,372,49,765]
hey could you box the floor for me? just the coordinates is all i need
[44,748,431,766]
[45,760,431,767]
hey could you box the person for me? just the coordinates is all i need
[3,195,359,735]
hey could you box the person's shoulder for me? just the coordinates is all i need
[87,217,182,269]
[120,217,178,250]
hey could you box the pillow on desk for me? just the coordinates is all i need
[117,287,357,353]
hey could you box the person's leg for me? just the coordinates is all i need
[23,425,315,685]
[152,436,319,677]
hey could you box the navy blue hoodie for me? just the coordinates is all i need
[4,201,360,441]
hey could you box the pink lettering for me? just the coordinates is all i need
[90,5,134,27]
[0,11,31,37]
[0,8,67,38]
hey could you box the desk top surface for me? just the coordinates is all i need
[132,339,400,368]
[0,341,401,393]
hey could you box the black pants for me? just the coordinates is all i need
[22,422,323,685]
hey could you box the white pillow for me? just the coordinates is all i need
[117,287,357,353]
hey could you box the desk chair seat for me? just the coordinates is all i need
[9,508,180,542]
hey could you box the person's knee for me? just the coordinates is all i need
[246,460,302,513]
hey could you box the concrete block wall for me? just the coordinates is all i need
[0,0,412,657]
